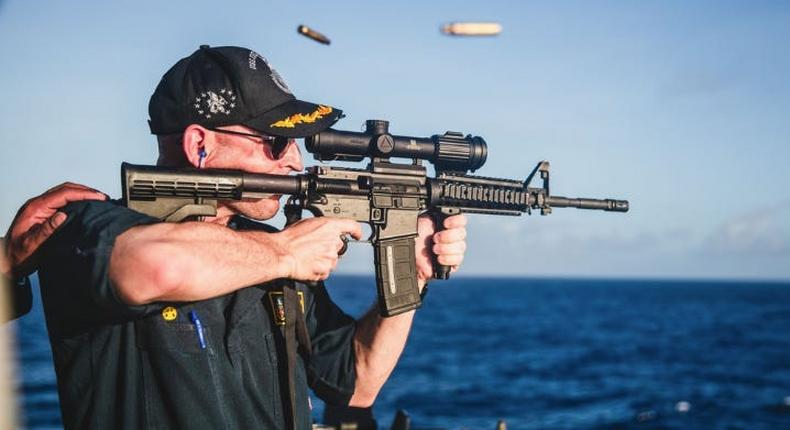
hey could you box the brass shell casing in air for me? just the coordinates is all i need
[297,25,331,45]
[441,22,502,36]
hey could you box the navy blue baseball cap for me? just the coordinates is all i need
[148,45,343,137]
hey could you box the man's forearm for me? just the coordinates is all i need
[348,279,425,407]
[110,222,292,305]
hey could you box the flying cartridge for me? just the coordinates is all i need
[441,22,502,36]
[297,25,331,45]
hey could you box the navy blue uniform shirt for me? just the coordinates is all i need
[37,200,357,429]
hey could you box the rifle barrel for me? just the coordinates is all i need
[546,196,629,212]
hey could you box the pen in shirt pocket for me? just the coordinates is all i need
[189,310,207,350]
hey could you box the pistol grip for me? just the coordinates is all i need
[431,212,452,280]
[373,235,421,317]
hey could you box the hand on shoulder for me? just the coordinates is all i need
[3,182,106,277]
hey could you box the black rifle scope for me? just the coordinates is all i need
[305,120,488,172]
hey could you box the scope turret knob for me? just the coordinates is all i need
[365,119,389,134]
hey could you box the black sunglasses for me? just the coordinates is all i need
[207,127,290,158]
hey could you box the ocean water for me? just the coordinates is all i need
[10,276,790,429]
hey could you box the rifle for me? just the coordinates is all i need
[122,120,628,316]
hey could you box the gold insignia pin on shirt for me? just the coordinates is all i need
[161,306,178,321]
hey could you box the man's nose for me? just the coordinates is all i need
[278,139,303,172]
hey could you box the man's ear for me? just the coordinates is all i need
[182,124,209,168]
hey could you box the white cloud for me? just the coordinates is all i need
[703,202,790,256]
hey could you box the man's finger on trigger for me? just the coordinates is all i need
[340,219,363,240]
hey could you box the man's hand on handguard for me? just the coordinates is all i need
[274,217,363,282]
[3,182,106,277]
[415,214,467,283]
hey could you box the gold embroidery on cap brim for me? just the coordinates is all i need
[270,105,332,128]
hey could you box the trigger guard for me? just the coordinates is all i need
[338,234,350,256]
[366,227,376,242]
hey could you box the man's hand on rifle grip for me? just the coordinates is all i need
[414,214,468,286]
[276,217,363,282]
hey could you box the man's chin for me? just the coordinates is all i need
[224,196,281,221]
[256,196,282,219]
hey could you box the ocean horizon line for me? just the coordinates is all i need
[326,272,790,285]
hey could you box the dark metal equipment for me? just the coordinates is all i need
[122,120,628,317]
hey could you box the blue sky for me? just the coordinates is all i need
[1,1,788,280]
